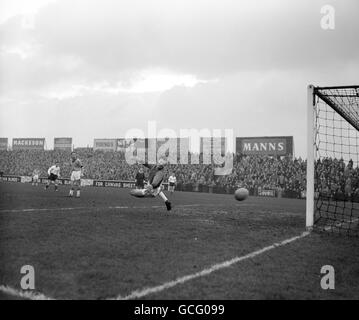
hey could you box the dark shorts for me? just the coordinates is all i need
[136,182,144,189]
[48,173,58,181]
[169,182,175,187]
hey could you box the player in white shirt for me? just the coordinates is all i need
[168,173,177,196]
[45,162,60,191]
[32,168,40,186]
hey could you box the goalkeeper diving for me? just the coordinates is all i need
[130,157,172,211]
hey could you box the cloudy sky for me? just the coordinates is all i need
[0,0,358,155]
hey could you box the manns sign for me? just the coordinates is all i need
[236,136,293,156]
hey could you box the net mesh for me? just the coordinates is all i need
[314,86,359,236]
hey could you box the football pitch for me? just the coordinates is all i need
[0,182,358,300]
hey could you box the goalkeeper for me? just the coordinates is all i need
[130,158,172,211]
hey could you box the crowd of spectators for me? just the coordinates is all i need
[315,157,358,198]
[0,149,358,198]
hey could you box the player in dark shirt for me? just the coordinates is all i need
[130,158,171,211]
[135,168,145,189]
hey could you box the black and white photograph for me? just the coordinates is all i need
[0,0,358,306]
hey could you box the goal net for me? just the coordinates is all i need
[306,85,359,236]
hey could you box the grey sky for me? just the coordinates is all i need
[0,0,358,155]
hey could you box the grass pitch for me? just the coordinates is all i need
[0,182,358,300]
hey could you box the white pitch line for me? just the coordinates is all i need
[112,231,311,300]
[0,202,259,214]
[0,285,54,300]
[0,204,204,213]
[1,232,311,300]
[0,207,90,213]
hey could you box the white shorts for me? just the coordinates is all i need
[145,183,163,197]
[71,171,81,181]
[33,175,39,181]
[151,184,163,196]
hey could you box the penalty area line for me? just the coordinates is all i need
[0,204,203,213]
[112,231,311,300]
[0,207,91,213]
[0,232,311,300]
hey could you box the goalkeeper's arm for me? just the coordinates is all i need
[142,163,154,169]
[133,157,153,169]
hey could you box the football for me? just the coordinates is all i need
[234,188,249,201]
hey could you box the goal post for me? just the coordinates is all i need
[306,85,359,236]
[306,85,315,229]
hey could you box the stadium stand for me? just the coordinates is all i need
[0,150,358,199]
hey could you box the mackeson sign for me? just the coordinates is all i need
[12,138,45,150]
[236,136,293,156]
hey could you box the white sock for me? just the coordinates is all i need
[159,191,168,202]
[69,189,74,196]
[77,190,80,197]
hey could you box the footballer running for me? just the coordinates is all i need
[45,163,60,191]
[69,152,83,198]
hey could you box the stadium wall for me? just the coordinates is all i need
[0,175,305,199]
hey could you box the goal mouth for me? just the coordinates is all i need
[314,194,359,236]
[307,85,359,237]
